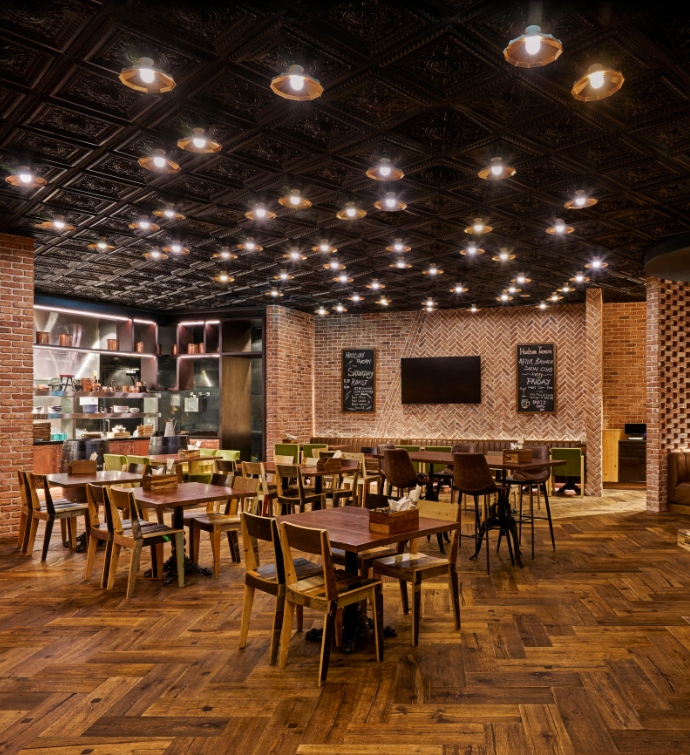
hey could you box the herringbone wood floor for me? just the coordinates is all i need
[1,498,690,755]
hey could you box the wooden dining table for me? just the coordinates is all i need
[46,470,145,488]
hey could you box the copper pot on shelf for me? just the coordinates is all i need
[135,341,145,353]
[172,344,177,355]
[81,378,93,392]
[59,334,73,347]
[107,339,119,351]
[198,343,205,354]
[36,331,50,345]
[187,343,198,355]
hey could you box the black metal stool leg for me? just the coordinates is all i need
[542,483,556,550]
[530,485,535,560]
[518,485,524,544]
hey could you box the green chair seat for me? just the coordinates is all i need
[396,445,421,473]
[423,445,451,476]
[103,453,127,471]
[215,449,241,461]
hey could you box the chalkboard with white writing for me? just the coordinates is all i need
[342,349,375,413]
[516,343,557,414]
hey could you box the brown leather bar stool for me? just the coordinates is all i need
[434,443,477,503]
[382,448,429,497]
[453,452,516,574]
[505,446,556,559]
[377,444,396,494]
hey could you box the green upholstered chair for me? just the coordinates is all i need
[187,457,215,484]
[302,443,328,460]
[215,449,241,462]
[274,443,300,463]
[550,448,584,497]
[127,455,151,468]
[396,445,421,472]
[103,453,127,471]
[199,448,217,457]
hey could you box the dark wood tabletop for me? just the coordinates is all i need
[46,470,145,488]
[124,482,252,511]
[265,459,359,476]
[277,506,459,553]
[371,450,565,472]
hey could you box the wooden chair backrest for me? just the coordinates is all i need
[278,521,337,600]
[231,476,259,494]
[215,459,236,474]
[275,464,300,497]
[189,458,215,476]
[17,471,30,510]
[274,454,295,465]
[107,487,136,536]
[210,472,234,487]
[28,473,57,516]
[416,499,461,562]
[85,483,106,528]
[242,461,270,495]
[241,511,284,581]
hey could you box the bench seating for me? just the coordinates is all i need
[310,437,586,455]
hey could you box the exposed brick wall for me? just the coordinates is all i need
[265,305,314,459]
[585,289,603,496]
[646,276,690,512]
[0,234,34,538]
[603,301,646,430]
[312,304,591,443]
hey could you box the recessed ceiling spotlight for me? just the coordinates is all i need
[423,263,444,276]
[349,293,362,303]
[570,272,590,283]
[119,57,175,94]
[547,218,574,235]
[35,214,75,232]
[585,258,608,270]
[177,127,222,153]
[565,190,597,210]
[153,203,185,220]
[465,218,493,234]
[314,239,337,253]
[143,245,168,260]
[265,287,283,298]
[375,191,406,212]
[213,246,238,261]
[334,303,347,313]
[493,247,516,262]
[129,216,160,232]
[366,158,404,181]
[279,189,311,210]
[139,149,180,174]
[246,202,276,221]
[274,270,293,281]
[88,236,114,251]
[386,238,410,253]
[366,279,385,290]
[214,272,234,283]
[391,259,411,269]
[162,241,190,255]
[460,242,485,256]
[6,166,46,188]
[237,237,262,252]
[478,157,516,180]
[337,201,366,220]
[451,284,467,294]
[572,64,624,101]
[504,25,563,68]
[271,64,323,101]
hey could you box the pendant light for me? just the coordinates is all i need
[377,296,390,307]
[129,216,160,232]
[334,273,353,283]
[237,237,262,252]
[548,291,563,302]
[337,201,366,220]
[284,247,307,261]
[497,292,513,302]
[279,189,311,210]
[375,192,406,212]
[390,259,411,269]
[177,127,222,153]
[547,219,574,235]
[585,258,608,270]
[366,158,404,181]
[560,283,573,293]
[6,166,46,188]
[139,149,180,174]
[325,259,345,271]
[465,218,492,234]
[313,239,337,253]
[565,190,597,210]
[512,274,531,285]
[34,215,75,232]
[274,270,294,281]
[504,25,562,68]
[119,57,175,94]
[423,263,444,276]
[507,284,521,295]
[493,247,516,262]
[334,303,347,313]
[270,64,323,101]
[214,272,234,283]
[315,306,329,316]
[460,242,485,256]
[572,64,624,101]
[245,202,276,220]
[143,245,168,260]
[162,241,190,255]
[451,283,468,294]
[537,301,549,310]
[153,203,185,220]
[265,287,284,298]
[570,272,590,284]
[478,157,516,180]
[470,305,479,313]
[349,293,362,303]
[366,279,385,290]
[88,236,114,251]
[213,245,238,261]
[423,298,437,312]
[386,238,410,253]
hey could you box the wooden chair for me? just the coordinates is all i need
[16,471,32,552]
[83,483,114,587]
[274,443,300,464]
[103,454,127,471]
[241,461,277,516]
[373,499,461,646]
[215,458,237,475]
[274,454,296,465]
[106,487,184,597]
[186,475,259,577]
[239,512,322,664]
[342,452,382,506]
[278,520,384,686]
[275,464,324,514]
[187,457,215,484]
[26,473,89,560]
[325,466,360,508]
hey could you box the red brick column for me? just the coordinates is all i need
[646,276,690,512]
[0,234,34,538]
[265,305,315,460]
[585,289,603,496]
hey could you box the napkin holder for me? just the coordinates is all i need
[502,449,532,465]
[178,449,201,460]
[67,460,97,475]
[142,473,178,491]
[316,457,342,472]
[369,507,419,534]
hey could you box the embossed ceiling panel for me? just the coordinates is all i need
[2,0,689,312]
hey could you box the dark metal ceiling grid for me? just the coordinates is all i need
[0,0,687,313]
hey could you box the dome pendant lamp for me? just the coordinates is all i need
[139,149,180,174]
[177,128,222,153]
[270,64,323,101]
[572,64,624,101]
[120,57,176,94]
[375,192,406,212]
[366,158,404,181]
[6,166,46,188]
[279,189,311,210]
[504,25,562,68]
[478,157,515,180]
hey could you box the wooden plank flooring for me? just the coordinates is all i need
[1,501,690,754]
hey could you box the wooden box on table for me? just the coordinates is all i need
[369,507,419,534]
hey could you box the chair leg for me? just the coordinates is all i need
[239,584,255,649]
[174,533,185,588]
[483,496,490,575]
[373,584,384,662]
[60,519,67,546]
[268,591,285,666]
[126,541,143,599]
[319,603,338,687]
[151,543,164,579]
[191,523,200,562]
[68,516,77,549]
[84,532,98,580]
[26,515,39,554]
[436,532,446,555]
[335,607,343,648]
[530,486,535,560]
[411,572,423,647]
[41,517,55,561]
[518,485,524,544]
[278,600,296,669]
[210,528,221,579]
[101,539,112,589]
[296,604,304,631]
[107,544,122,589]
[399,579,409,614]
[449,566,461,630]
[16,511,27,549]
[542,483,556,550]
[228,531,241,563]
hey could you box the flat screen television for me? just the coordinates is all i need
[624,423,646,437]
[401,356,481,405]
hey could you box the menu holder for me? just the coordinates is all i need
[502,449,533,465]
[316,457,342,472]
[67,460,98,475]
[369,507,419,534]
[142,473,178,491]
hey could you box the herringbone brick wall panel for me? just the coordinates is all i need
[313,305,589,442]
[646,276,690,512]
[585,289,603,497]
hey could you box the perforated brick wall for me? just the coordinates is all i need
[0,234,34,538]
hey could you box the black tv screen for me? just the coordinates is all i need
[401,357,481,404]
[625,423,646,435]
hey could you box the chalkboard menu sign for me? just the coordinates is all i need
[516,343,557,414]
[342,349,375,413]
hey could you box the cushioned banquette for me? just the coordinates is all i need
[311,437,586,455]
